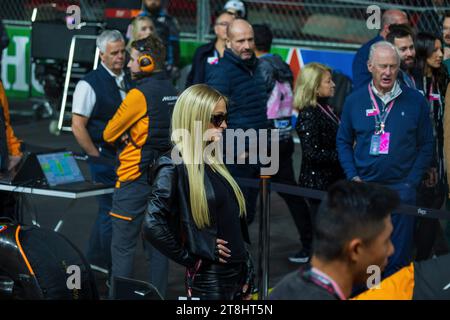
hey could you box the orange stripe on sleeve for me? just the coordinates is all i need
[103,89,147,144]
[15,225,35,276]
[109,212,133,221]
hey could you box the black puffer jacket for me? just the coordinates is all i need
[185,40,216,88]
[142,153,252,269]
[257,53,294,97]
[206,49,268,131]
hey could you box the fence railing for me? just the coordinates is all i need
[1,1,449,49]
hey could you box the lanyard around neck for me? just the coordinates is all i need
[317,103,340,124]
[423,76,442,104]
[368,83,395,134]
[301,266,346,300]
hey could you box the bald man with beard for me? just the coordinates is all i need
[206,19,269,224]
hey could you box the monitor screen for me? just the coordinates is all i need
[36,152,85,186]
[31,22,100,62]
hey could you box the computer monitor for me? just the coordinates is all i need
[31,21,101,63]
[0,152,44,186]
[36,151,85,186]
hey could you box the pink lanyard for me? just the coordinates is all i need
[317,103,340,125]
[368,84,395,134]
[310,267,346,300]
[425,78,441,103]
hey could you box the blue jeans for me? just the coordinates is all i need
[383,182,417,278]
[86,157,116,270]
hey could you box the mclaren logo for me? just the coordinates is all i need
[162,96,178,102]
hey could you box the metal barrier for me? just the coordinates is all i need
[258,176,271,300]
[242,176,450,300]
[193,0,450,49]
[243,177,450,220]
[2,1,449,49]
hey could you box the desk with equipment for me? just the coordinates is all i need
[0,151,114,231]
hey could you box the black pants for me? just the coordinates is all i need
[227,163,260,224]
[415,181,449,260]
[272,139,313,252]
[191,261,246,300]
[415,217,449,261]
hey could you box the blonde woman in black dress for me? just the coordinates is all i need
[293,63,345,259]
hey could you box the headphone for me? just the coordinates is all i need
[135,39,155,73]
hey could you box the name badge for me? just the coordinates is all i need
[429,93,441,102]
[379,132,390,154]
[366,108,379,117]
[207,56,219,65]
[369,134,380,156]
[273,118,291,129]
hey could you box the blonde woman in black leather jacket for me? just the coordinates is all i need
[143,84,254,300]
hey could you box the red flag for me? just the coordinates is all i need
[288,48,303,84]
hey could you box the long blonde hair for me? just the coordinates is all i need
[293,62,332,111]
[171,84,246,229]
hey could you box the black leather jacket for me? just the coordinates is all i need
[143,154,252,271]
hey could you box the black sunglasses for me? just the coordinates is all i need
[210,113,227,127]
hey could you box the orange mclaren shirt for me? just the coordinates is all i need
[0,81,22,157]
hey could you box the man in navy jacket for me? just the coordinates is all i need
[185,11,235,88]
[337,41,434,278]
[206,18,268,224]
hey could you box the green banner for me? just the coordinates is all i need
[1,25,43,99]
[4,34,289,98]
[179,39,290,67]
[2,25,353,99]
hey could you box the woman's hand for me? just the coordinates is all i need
[216,238,231,263]
[241,284,252,300]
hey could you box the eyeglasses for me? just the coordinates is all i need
[210,113,227,127]
[215,21,230,27]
